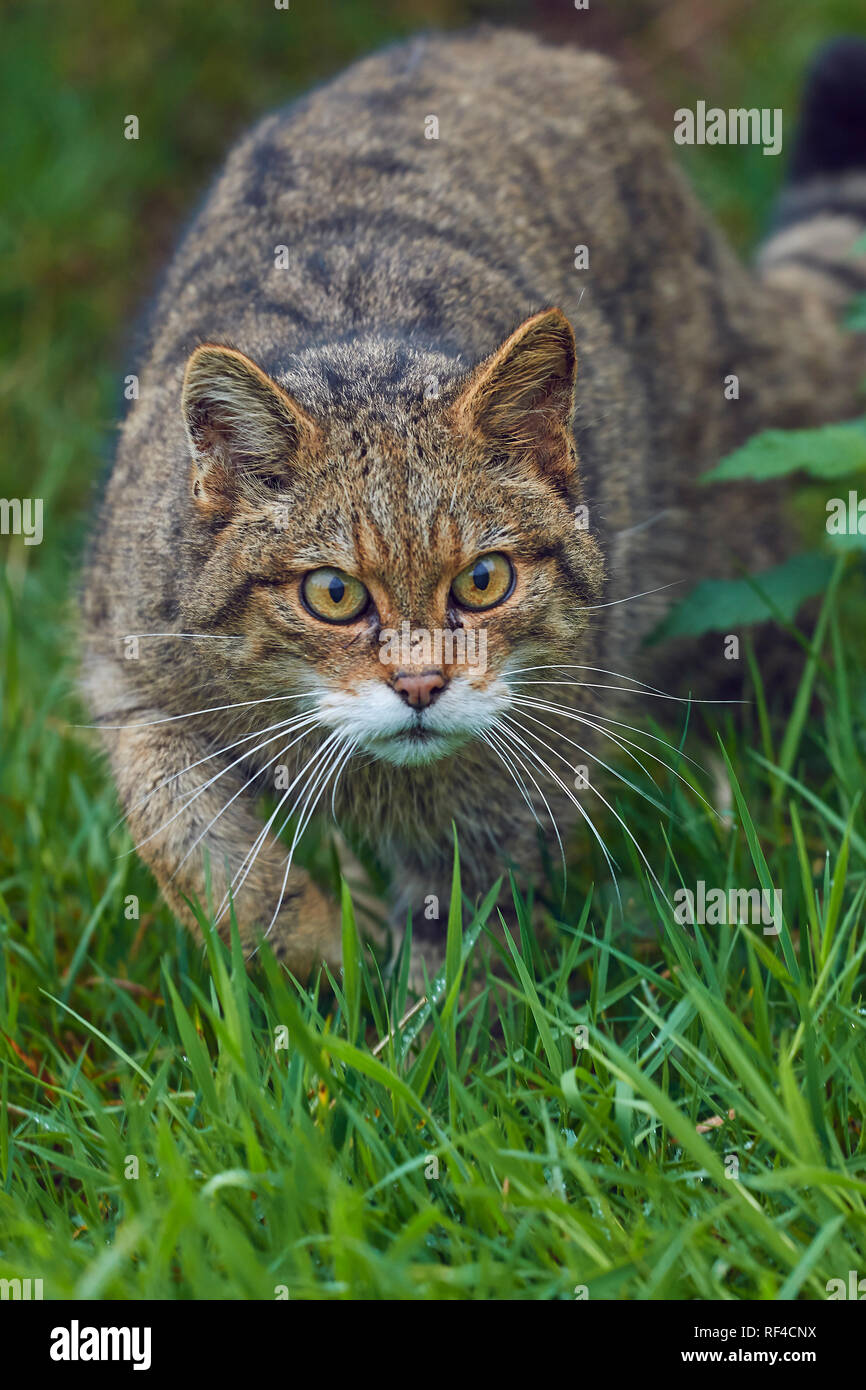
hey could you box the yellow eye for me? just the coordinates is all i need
[301,567,369,624]
[451,552,515,611]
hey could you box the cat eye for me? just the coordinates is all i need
[451,552,515,611]
[301,567,369,624]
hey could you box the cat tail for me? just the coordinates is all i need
[757,37,866,313]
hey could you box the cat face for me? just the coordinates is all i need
[180,310,604,766]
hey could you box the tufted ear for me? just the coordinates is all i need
[181,345,318,513]
[451,308,576,449]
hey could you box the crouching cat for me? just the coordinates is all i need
[82,30,866,979]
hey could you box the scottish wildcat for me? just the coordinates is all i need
[82,30,866,979]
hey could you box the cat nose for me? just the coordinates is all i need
[392,669,448,709]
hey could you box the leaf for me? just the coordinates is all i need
[844,294,866,333]
[648,552,836,642]
[340,878,361,1046]
[703,419,866,483]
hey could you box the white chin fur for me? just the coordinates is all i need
[315,675,511,766]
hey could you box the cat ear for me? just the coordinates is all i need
[451,308,576,449]
[181,345,318,508]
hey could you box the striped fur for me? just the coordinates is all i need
[82,29,866,978]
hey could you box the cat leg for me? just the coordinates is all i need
[103,717,343,977]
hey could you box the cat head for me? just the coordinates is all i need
[179,308,604,766]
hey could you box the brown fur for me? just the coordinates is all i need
[81,29,866,981]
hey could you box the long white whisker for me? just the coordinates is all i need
[501,712,673,913]
[78,690,315,731]
[172,714,317,804]
[507,662,745,705]
[504,706,669,820]
[278,735,351,870]
[288,736,355,868]
[492,716,623,911]
[114,711,314,830]
[171,719,324,882]
[259,734,353,945]
[479,727,568,887]
[580,581,683,611]
[508,661,673,689]
[478,730,543,830]
[509,696,718,819]
[509,678,742,705]
[125,712,320,857]
[217,728,343,922]
[330,736,357,821]
[553,706,704,769]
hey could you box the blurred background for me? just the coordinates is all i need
[2,0,865,635]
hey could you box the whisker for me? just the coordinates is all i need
[170,719,324,881]
[503,707,671,821]
[509,677,743,705]
[170,713,318,805]
[77,690,315,731]
[478,729,543,831]
[114,711,314,830]
[509,696,718,819]
[508,661,675,688]
[546,711,714,817]
[558,707,704,770]
[507,662,746,705]
[286,736,355,869]
[330,735,357,821]
[492,716,623,911]
[217,728,343,922]
[582,582,682,611]
[257,734,354,946]
[124,712,320,857]
[501,712,673,912]
[479,727,568,887]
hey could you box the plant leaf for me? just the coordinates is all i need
[703,420,866,483]
[648,552,836,642]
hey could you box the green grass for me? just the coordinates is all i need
[3,0,866,1302]
[2,562,866,1298]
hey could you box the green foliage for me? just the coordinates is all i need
[656,414,866,639]
[844,296,866,333]
[704,421,866,484]
[3,565,866,1298]
[650,553,836,641]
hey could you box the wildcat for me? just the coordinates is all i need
[82,29,866,981]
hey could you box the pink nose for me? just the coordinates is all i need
[392,670,448,709]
